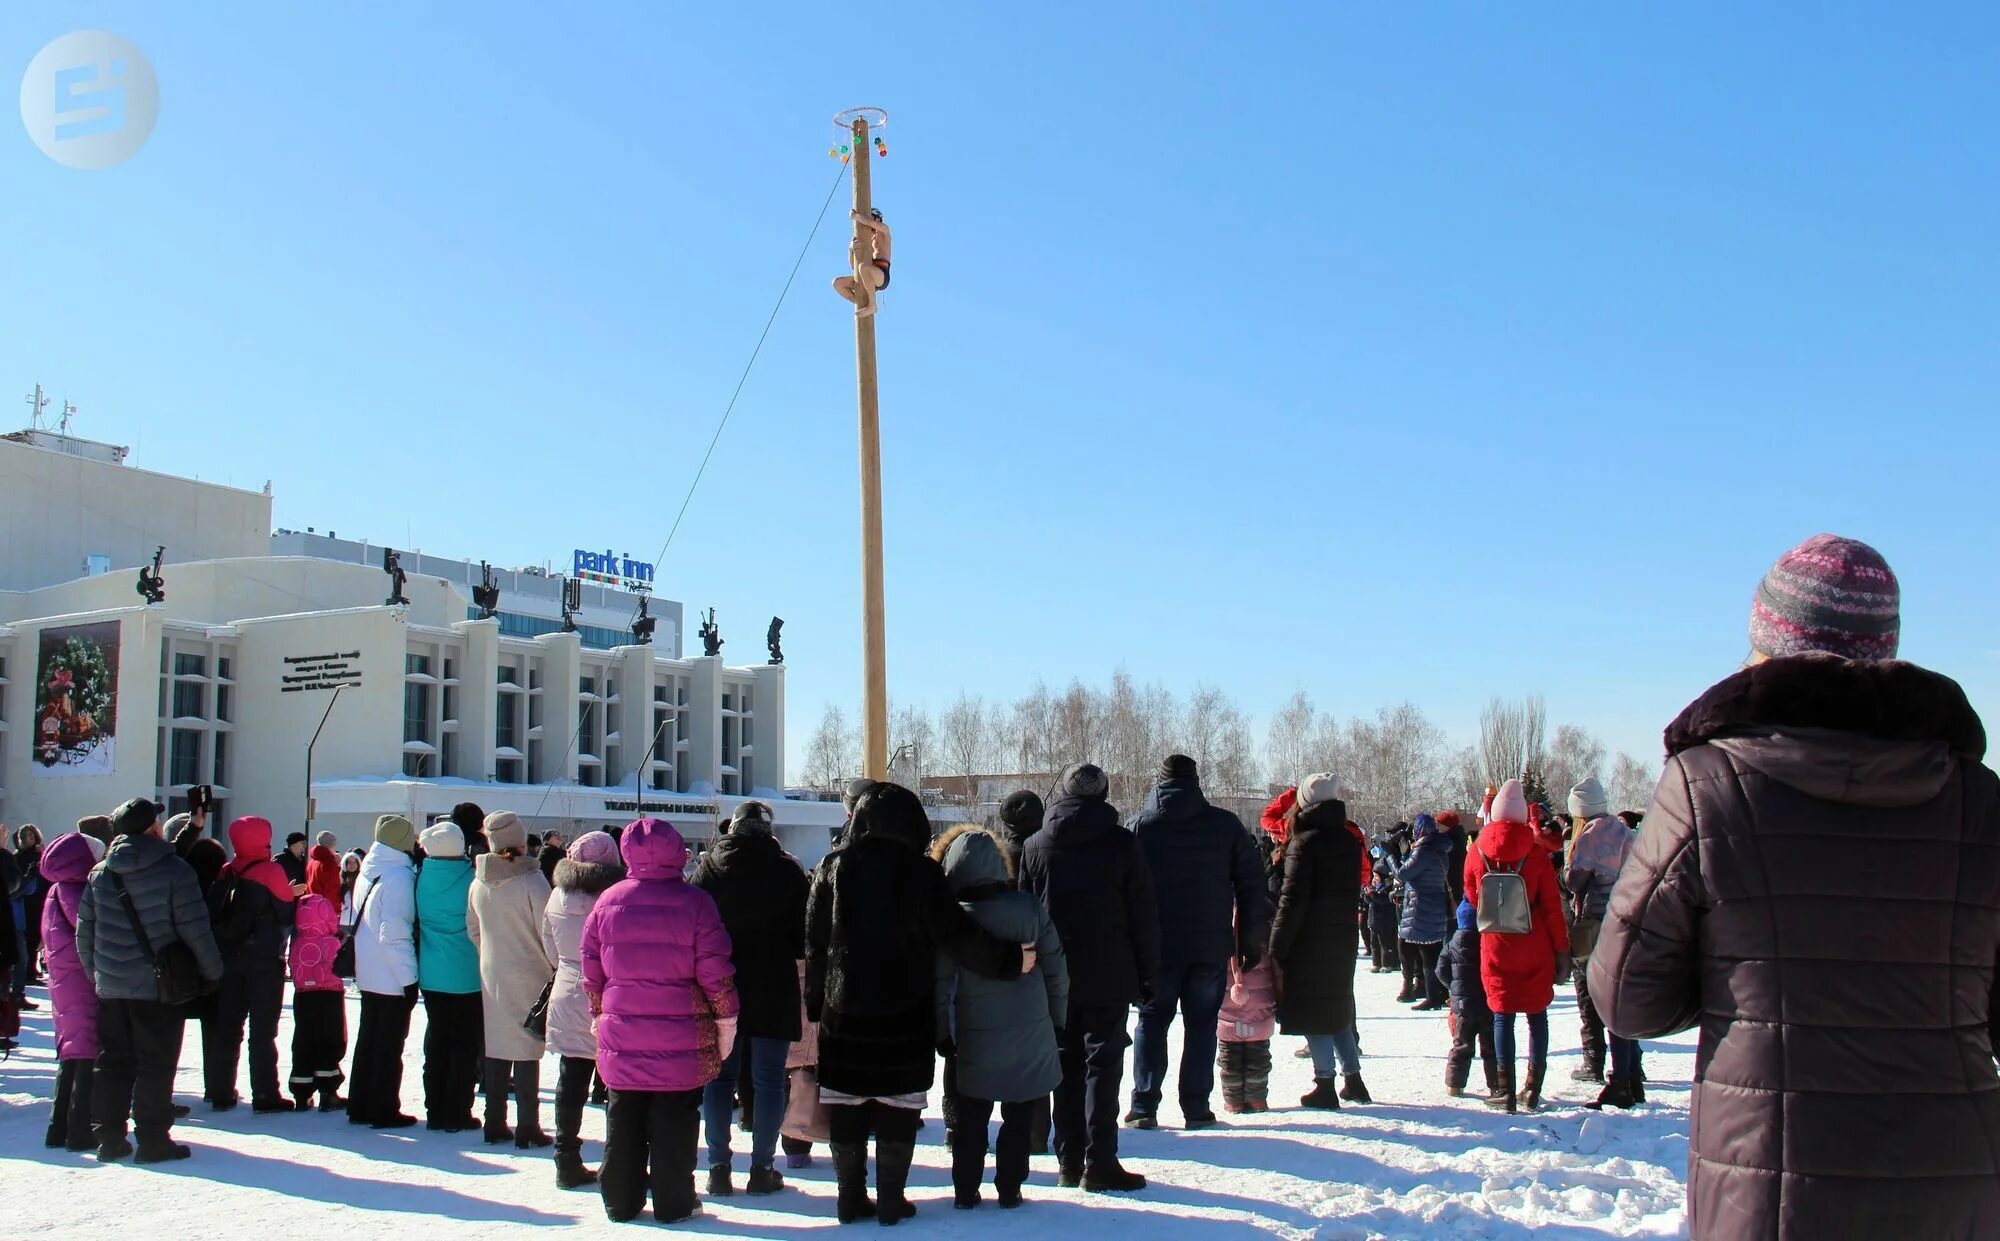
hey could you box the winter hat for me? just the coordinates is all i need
[1567,777,1610,821]
[449,802,486,835]
[1435,811,1462,831]
[999,790,1045,835]
[1489,779,1529,825]
[1297,772,1343,808]
[1413,812,1437,837]
[567,830,621,867]
[1158,753,1199,783]
[842,778,879,814]
[1059,763,1109,800]
[373,814,416,853]
[1456,899,1477,932]
[81,832,108,863]
[111,797,164,838]
[850,782,932,851]
[1749,534,1900,662]
[418,822,465,858]
[285,831,308,849]
[730,801,774,835]
[484,811,527,854]
[315,830,338,851]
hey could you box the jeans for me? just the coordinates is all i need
[1053,1004,1129,1174]
[602,1088,702,1223]
[1304,1028,1362,1079]
[702,1035,789,1172]
[94,997,187,1149]
[1575,967,1607,1069]
[1608,1034,1642,1084]
[1131,959,1228,1117]
[1493,1010,1550,1074]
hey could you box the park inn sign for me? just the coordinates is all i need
[572,547,655,592]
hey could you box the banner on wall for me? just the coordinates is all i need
[33,621,120,777]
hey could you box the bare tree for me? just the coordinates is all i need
[1607,751,1660,813]
[1177,685,1258,795]
[1478,695,1548,788]
[1545,723,1608,806]
[938,693,991,789]
[1264,691,1320,792]
[802,704,858,793]
[889,703,936,789]
[1337,703,1452,825]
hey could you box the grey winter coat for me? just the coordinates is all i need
[468,852,556,1061]
[933,828,1068,1104]
[1594,654,2000,1241]
[77,831,224,1001]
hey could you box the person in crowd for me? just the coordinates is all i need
[1596,534,2000,1239]
[468,811,557,1148]
[930,826,1067,1210]
[76,797,225,1162]
[1395,813,1454,1011]
[39,829,106,1149]
[992,790,1044,883]
[304,838,342,907]
[414,820,482,1132]
[1564,776,1641,1104]
[544,830,625,1189]
[348,814,421,1129]
[287,880,347,1110]
[0,831,26,1010]
[451,801,490,858]
[809,782,1032,1223]
[277,832,310,890]
[1385,822,1422,1001]
[1436,811,1469,904]
[1216,914,1277,1114]
[1269,773,1369,1109]
[204,816,299,1112]
[1363,845,1400,973]
[581,817,737,1225]
[1464,779,1569,1113]
[78,813,115,848]
[168,811,229,1092]
[338,849,364,934]
[781,960,821,1170]
[1435,899,1500,1100]
[693,800,809,1197]
[1020,763,1154,1193]
[315,829,339,852]
[15,824,46,987]
[1126,754,1270,1130]
[539,828,568,885]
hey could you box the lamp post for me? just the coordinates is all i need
[305,683,348,829]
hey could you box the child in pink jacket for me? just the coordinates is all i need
[288,892,347,1110]
[1217,950,1278,1113]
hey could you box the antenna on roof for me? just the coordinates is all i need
[57,399,76,436]
[25,383,49,430]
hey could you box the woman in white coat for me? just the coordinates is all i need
[347,815,420,1129]
[467,811,556,1147]
[541,830,625,1188]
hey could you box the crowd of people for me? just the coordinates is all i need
[2,533,1998,1241]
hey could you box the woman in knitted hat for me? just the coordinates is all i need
[348,814,421,1128]
[414,820,482,1132]
[1463,780,1570,1113]
[543,830,625,1189]
[1594,534,2000,1240]
[1269,773,1370,1109]
[468,811,557,1148]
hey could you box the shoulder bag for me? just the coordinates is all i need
[111,871,204,1005]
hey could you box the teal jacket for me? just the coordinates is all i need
[415,856,480,994]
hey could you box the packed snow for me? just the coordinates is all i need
[1,966,1694,1239]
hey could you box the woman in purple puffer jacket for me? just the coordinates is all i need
[40,829,106,1150]
[581,818,738,1225]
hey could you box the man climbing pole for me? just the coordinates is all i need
[833,208,891,317]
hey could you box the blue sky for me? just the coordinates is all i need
[5,3,1997,777]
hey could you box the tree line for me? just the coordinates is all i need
[800,674,1659,824]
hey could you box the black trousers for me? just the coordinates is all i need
[289,989,348,1099]
[1574,970,1606,1069]
[950,1093,1033,1198]
[1402,941,1446,1003]
[206,967,285,1105]
[1217,1040,1272,1109]
[1369,925,1396,969]
[827,1098,921,1145]
[421,991,483,1123]
[348,989,416,1125]
[555,1055,596,1149]
[1053,1004,1129,1175]
[94,997,187,1148]
[601,1087,702,1223]
[1445,1008,1500,1093]
[1398,937,1420,993]
[50,1058,95,1146]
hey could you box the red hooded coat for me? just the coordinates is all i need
[1462,818,1569,1013]
[304,844,342,906]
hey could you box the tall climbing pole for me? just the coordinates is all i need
[839,107,890,781]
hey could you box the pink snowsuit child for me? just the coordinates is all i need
[1217,952,1278,1112]
[288,892,348,1109]
[40,830,105,1149]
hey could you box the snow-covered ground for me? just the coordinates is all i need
[2,965,1694,1239]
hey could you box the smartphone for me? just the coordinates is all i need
[189,784,212,813]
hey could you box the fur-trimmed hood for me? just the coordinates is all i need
[553,857,625,895]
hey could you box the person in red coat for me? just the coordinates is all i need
[1462,779,1569,1112]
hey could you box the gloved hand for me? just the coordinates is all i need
[1553,955,1573,986]
[716,1016,738,1063]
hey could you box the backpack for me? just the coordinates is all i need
[1477,856,1533,935]
[207,872,252,951]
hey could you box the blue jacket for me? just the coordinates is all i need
[415,855,481,994]
[1129,778,1271,964]
[1436,925,1492,1022]
[1395,827,1453,944]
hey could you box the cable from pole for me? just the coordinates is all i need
[530,162,851,823]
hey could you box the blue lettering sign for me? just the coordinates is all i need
[571,548,655,589]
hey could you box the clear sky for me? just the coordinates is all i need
[5,3,1996,778]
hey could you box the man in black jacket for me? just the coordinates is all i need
[993,789,1043,886]
[1020,763,1156,1192]
[1126,754,1270,1129]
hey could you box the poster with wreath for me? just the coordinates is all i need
[33,621,120,777]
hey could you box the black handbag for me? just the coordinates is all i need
[110,872,204,1006]
[523,975,555,1038]
[332,880,378,979]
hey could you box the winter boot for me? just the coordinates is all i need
[831,1142,877,1224]
[745,1165,786,1195]
[512,1061,551,1147]
[555,1138,598,1189]
[1522,1066,1546,1113]
[1299,1079,1343,1110]
[708,1164,735,1196]
[1338,1073,1372,1105]
[1483,1066,1518,1114]
[1584,1076,1638,1112]
[1082,1162,1147,1193]
[482,1058,513,1144]
[1571,1056,1604,1083]
[875,1140,918,1226]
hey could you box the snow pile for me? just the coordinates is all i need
[0,968,1693,1239]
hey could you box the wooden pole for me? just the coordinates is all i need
[851,116,889,781]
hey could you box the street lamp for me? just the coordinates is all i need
[305,683,349,829]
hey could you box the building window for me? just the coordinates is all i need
[173,652,206,677]
[579,701,597,758]
[216,684,232,723]
[172,679,206,720]
[497,693,520,753]
[404,681,432,746]
[217,656,232,681]
[403,751,430,778]
[170,728,202,787]
[406,652,432,677]
[213,730,229,785]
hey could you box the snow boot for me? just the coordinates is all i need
[1571,1057,1604,1083]
[875,1140,918,1226]
[1522,1066,1546,1112]
[1299,1079,1342,1111]
[1122,1107,1156,1130]
[1082,1163,1147,1193]
[708,1165,735,1196]
[555,1139,598,1189]
[1584,1077,1639,1112]
[482,1058,513,1144]
[831,1142,877,1223]
[745,1165,785,1196]
[1483,1066,1518,1114]
[1338,1073,1372,1105]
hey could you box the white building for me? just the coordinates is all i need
[0,430,840,862]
